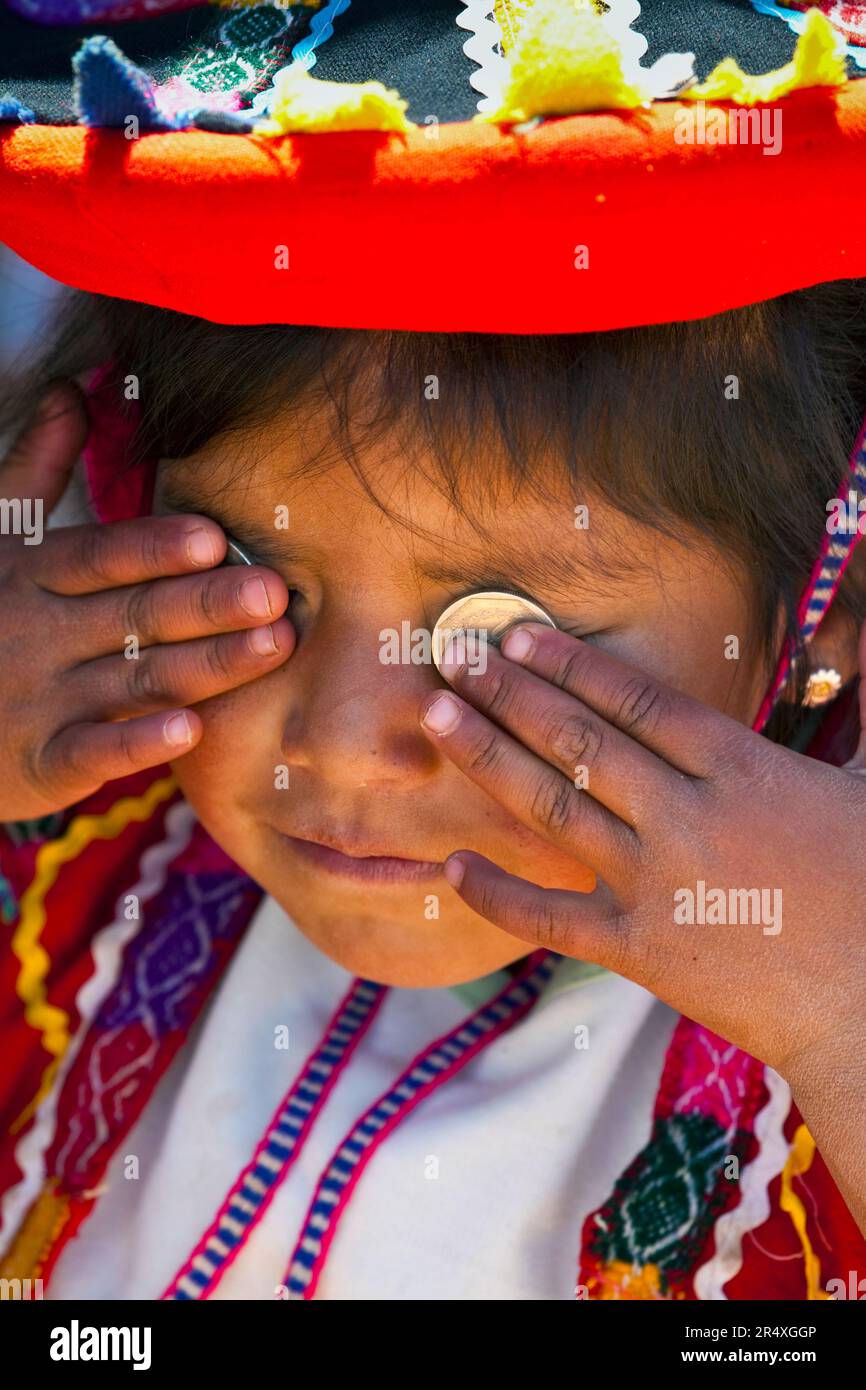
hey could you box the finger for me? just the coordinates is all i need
[436,641,677,826]
[70,565,290,657]
[442,849,619,966]
[35,514,227,594]
[69,618,295,718]
[0,382,88,514]
[38,708,204,801]
[495,623,737,776]
[420,687,638,878]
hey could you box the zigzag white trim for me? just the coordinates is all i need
[0,801,196,1261]
[693,1065,793,1300]
[455,4,507,113]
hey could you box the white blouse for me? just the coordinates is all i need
[48,895,679,1300]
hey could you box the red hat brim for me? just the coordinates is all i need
[3,83,866,332]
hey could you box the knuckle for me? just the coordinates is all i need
[553,645,591,692]
[474,876,507,923]
[546,710,603,769]
[196,577,224,629]
[136,523,163,576]
[23,736,57,798]
[114,720,141,772]
[477,667,518,722]
[124,583,156,642]
[525,896,564,950]
[614,678,667,739]
[529,773,580,838]
[464,727,505,779]
[76,535,116,589]
[203,637,236,685]
[128,651,165,705]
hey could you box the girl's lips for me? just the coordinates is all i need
[280,834,443,884]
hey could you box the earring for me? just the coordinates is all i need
[802,668,843,707]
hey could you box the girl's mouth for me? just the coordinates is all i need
[279,834,443,884]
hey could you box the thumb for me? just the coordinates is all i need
[843,619,866,773]
[1,381,88,517]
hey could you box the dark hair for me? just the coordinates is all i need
[5,278,866,740]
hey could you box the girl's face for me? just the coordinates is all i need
[157,408,772,987]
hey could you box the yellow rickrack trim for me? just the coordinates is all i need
[683,8,847,106]
[255,66,412,135]
[10,775,177,1097]
[482,0,650,125]
[0,1177,70,1284]
[779,1123,832,1300]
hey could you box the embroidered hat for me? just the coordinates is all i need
[2,0,866,331]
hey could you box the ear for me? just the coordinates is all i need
[777,542,866,707]
[803,598,861,690]
[843,618,866,773]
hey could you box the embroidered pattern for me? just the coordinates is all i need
[692,1065,792,1299]
[283,950,555,1299]
[753,1,866,57]
[10,776,178,1089]
[579,1024,769,1299]
[0,800,196,1261]
[3,0,205,21]
[47,859,259,1192]
[155,3,309,117]
[162,976,387,1299]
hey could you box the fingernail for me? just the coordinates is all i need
[421,693,462,734]
[249,624,278,656]
[239,576,272,618]
[443,855,466,889]
[439,636,466,681]
[187,527,219,568]
[164,712,193,748]
[501,626,536,664]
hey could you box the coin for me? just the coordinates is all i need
[431,591,557,673]
[224,538,254,567]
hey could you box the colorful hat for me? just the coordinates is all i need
[2,0,866,331]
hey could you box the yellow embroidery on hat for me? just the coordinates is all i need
[483,0,650,123]
[684,7,846,106]
[779,1123,832,1301]
[494,0,608,54]
[255,65,412,135]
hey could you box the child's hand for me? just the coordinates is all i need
[419,621,866,1095]
[0,384,294,820]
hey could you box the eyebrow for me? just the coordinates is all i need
[160,479,626,601]
[160,480,321,571]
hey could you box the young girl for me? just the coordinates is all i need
[0,278,865,1301]
[2,0,866,1305]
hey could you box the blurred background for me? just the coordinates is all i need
[0,244,60,373]
[1,245,87,518]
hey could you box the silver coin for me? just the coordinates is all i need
[224,537,254,567]
[432,591,557,673]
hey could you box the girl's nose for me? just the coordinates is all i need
[277,619,441,790]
